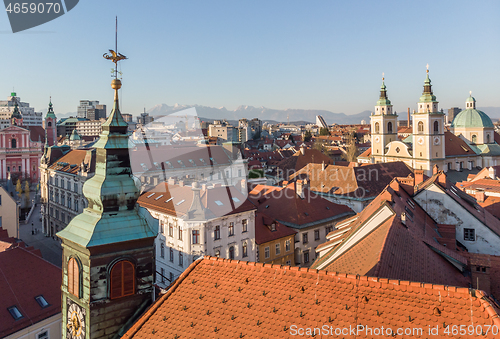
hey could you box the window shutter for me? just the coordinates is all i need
[68,258,74,295]
[111,262,123,299]
[123,262,135,296]
[68,258,79,297]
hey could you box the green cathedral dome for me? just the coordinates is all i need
[451,108,494,128]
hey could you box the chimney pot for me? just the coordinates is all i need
[489,167,496,180]
[476,190,485,203]
[415,170,424,185]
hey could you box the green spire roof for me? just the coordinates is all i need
[376,79,391,106]
[57,78,156,248]
[45,98,56,119]
[418,71,437,103]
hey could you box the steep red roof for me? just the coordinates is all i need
[255,212,296,244]
[0,247,61,338]
[48,149,89,174]
[312,178,471,288]
[122,256,500,339]
[444,131,476,156]
[291,161,412,199]
[248,183,355,228]
[28,126,45,143]
[358,147,371,158]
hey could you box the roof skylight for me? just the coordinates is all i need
[35,295,49,308]
[176,199,185,205]
[147,193,155,198]
[8,306,23,320]
[215,200,223,206]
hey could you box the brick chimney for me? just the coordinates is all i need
[432,164,439,175]
[470,254,491,295]
[300,144,306,155]
[415,170,424,185]
[476,189,485,203]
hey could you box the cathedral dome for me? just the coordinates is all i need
[451,95,494,128]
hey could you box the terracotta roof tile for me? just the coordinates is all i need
[254,212,296,245]
[122,256,500,339]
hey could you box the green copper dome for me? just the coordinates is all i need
[69,128,81,141]
[451,108,494,128]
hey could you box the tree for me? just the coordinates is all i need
[342,132,358,162]
[319,128,330,136]
[24,181,30,201]
[303,130,312,142]
[15,179,22,198]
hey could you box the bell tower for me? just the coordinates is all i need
[10,99,23,126]
[57,19,157,339]
[370,74,397,161]
[412,65,445,175]
[44,98,57,146]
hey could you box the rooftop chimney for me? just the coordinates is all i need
[489,167,497,180]
[407,107,411,127]
[476,189,485,203]
[295,179,309,199]
[433,164,439,175]
[415,170,424,185]
[300,144,306,155]
[322,161,326,171]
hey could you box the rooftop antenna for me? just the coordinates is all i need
[103,16,127,80]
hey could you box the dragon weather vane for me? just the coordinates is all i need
[103,16,127,79]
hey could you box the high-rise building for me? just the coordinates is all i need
[0,93,43,129]
[448,107,461,124]
[77,100,100,119]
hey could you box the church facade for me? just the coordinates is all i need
[359,70,500,176]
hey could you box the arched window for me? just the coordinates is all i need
[487,134,491,144]
[434,121,439,134]
[387,122,393,134]
[68,257,80,298]
[375,122,380,133]
[229,246,235,260]
[110,260,135,299]
[11,139,16,148]
[47,121,52,127]
[472,134,477,144]
[160,243,165,258]
[418,121,424,133]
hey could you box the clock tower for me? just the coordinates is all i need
[412,66,445,175]
[57,34,157,339]
[370,75,397,162]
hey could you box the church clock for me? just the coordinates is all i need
[66,298,86,339]
[433,136,440,145]
[417,136,425,145]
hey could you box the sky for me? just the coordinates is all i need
[0,0,499,117]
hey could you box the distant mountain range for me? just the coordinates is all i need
[147,103,372,125]
[147,104,500,125]
[50,104,500,125]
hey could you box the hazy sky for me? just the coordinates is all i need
[0,0,499,116]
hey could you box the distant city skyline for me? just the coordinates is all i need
[0,0,499,117]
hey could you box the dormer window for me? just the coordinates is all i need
[270,223,276,231]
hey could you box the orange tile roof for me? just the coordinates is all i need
[358,147,371,158]
[123,256,500,339]
[444,131,476,156]
[48,149,88,174]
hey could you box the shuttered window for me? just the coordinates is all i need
[68,258,79,297]
[110,261,135,299]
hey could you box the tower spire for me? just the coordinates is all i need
[419,64,437,105]
[376,73,391,107]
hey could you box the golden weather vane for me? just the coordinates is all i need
[103,16,127,79]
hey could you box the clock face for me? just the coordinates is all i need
[417,137,425,146]
[374,136,380,143]
[433,137,440,145]
[66,299,86,339]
